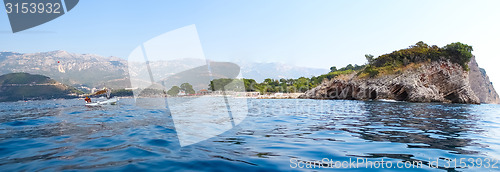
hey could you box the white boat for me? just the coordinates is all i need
[378,99,399,102]
[84,88,118,106]
[85,97,118,106]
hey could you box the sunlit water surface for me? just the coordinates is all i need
[0,98,499,171]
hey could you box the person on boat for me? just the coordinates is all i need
[105,88,111,99]
[85,96,92,103]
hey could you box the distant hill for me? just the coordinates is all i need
[0,73,82,102]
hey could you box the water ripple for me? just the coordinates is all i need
[0,98,499,171]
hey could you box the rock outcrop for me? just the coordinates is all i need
[468,56,500,104]
[300,60,483,104]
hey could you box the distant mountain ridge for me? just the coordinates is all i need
[0,51,328,90]
[0,51,128,91]
[239,62,328,82]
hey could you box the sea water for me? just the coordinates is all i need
[0,98,499,171]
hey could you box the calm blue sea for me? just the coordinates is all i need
[0,98,499,171]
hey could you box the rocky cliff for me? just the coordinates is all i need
[300,59,485,104]
[468,56,500,104]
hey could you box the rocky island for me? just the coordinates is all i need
[300,42,499,104]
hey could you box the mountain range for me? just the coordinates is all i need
[0,51,328,92]
[0,51,128,92]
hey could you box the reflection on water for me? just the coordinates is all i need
[0,98,499,171]
[351,102,481,154]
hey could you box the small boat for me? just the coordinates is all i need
[378,99,399,102]
[84,88,118,106]
[85,97,118,106]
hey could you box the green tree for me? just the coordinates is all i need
[263,78,273,84]
[254,83,266,94]
[138,88,166,97]
[443,42,473,70]
[225,80,244,91]
[111,89,134,97]
[210,78,231,91]
[414,41,429,48]
[330,66,337,72]
[364,65,379,77]
[180,83,195,95]
[243,79,257,92]
[210,78,251,91]
[294,77,311,93]
[365,54,375,65]
[167,86,180,96]
[279,78,287,84]
[341,64,355,71]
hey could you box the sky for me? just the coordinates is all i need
[1,0,500,90]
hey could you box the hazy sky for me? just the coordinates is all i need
[1,0,500,89]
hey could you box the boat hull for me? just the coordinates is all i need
[85,98,118,106]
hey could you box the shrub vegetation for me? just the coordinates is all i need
[361,41,473,77]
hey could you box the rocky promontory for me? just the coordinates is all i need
[300,42,499,104]
[468,56,500,104]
